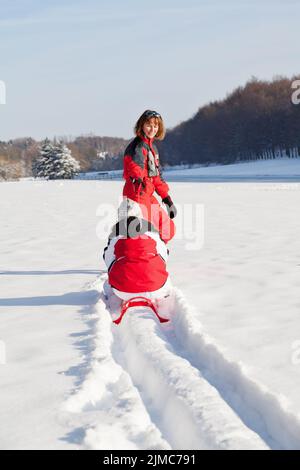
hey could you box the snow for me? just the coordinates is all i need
[75,158,300,182]
[164,157,300,180]
[1,174,300,449]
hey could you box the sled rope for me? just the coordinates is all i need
[113,296,169,325]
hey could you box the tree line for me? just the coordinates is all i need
[1,75,300,180]
[158,75,300,165]
[0,135,128,180]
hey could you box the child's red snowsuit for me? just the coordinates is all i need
[103,218,169,294]
[122,134,175,243]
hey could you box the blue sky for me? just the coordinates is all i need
[0,0,299,140]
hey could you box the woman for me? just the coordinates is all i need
[122,109,177,244]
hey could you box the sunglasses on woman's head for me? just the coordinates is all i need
[143,110,161,119]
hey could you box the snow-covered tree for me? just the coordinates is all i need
[32,139,80,179]
[32,138,54,178]
[51,142,80,179]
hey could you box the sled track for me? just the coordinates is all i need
[65,274,300,450]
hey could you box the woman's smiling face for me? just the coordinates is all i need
[142,118,159,139]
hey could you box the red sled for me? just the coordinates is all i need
[113,296,169,325]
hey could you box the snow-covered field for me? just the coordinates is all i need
[164,157,300,181]
[74,157,300,182]
[1,175,300,449]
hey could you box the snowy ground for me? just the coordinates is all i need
[75,157,300,182]
[1,176,300,449]
[164,157,300,181]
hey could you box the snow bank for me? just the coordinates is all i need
[70,274,268,450]
[171,287,300,450]
[164,157,300,179]
[64,278,169,450]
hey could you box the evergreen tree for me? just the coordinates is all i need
[32,139,80,179]
[32,138,54,178]
[51,142,80,179]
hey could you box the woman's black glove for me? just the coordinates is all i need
[162,195,177,219]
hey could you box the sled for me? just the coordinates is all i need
[113,296,169,325]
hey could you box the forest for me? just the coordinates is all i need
[1,75,299,180]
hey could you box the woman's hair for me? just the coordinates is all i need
[134,110,166,140]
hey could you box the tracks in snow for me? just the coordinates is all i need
[65,273,300,450]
